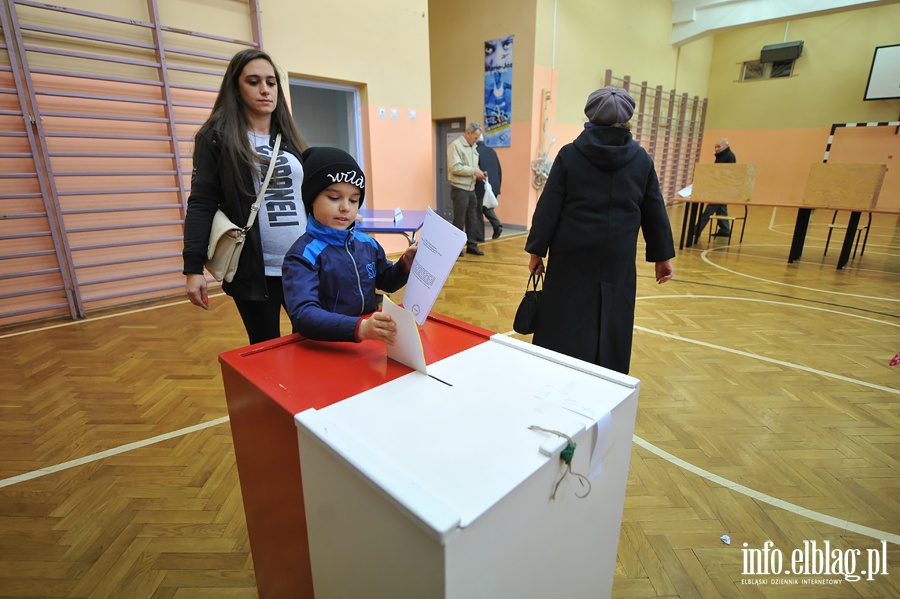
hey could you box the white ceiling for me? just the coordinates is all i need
[671,0,900,45]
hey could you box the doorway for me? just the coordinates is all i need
[289,79,363,162]
[435,118,467,221]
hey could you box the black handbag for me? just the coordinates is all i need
[513,269,542,334]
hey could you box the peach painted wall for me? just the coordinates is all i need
[828,127,899,212]
[365,104,435,255]
[701,128,830,205]
[702,126,899,213]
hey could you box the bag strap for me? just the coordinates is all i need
[243,132,282,231]
[527,269,543,291]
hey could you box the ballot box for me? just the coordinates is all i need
[295,335,639,599]
[219,313,494,599]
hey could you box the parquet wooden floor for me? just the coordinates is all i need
[1,204,898,598]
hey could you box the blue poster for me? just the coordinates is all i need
[484,35,513,147]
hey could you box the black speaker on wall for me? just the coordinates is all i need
[760,41,804,63]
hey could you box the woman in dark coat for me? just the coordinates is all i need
[524,86,675,375]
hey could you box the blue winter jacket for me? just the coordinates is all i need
[282,217,410,341]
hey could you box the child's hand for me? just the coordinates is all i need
[400,241,419,271]
[357,312,397,345]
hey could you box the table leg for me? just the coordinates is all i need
[679,203,689,250]
[686,203,700,248]
[789,208,812,263]
[836,211,861,270]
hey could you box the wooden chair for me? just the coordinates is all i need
[823,210,871,259]
[707,205,748,244]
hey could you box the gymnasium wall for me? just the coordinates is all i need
[429,0,715,227]
[702,3,900,210]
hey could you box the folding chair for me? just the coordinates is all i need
[823,210,871,259]
[707,205,748,244]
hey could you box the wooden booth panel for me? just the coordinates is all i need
[690,163,757,203]
[801,163,885,210]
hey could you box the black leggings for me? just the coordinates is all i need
[232,276,289,345]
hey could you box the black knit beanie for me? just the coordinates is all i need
[300,147,366,214]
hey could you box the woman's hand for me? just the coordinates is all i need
[185,273,209,309]
[655,260,674,284]
[528,254,545,276]
[400,241,419,271]
[357,312,397,345]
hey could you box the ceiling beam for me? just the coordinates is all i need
[671,0,900,45]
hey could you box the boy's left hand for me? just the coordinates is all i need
[357,311,397,345]
[400,241,419,271]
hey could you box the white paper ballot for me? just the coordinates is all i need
[677,184,692,198]
[402,207,467,325]
[382,295,427,373]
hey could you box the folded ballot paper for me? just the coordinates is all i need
[383,207,467,374]
[383,296,427,374]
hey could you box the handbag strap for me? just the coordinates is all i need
[527,269,543,291]
[243,132,282,231]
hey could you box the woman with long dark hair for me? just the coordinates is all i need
[182,49,308,344]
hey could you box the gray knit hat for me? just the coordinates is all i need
[584,86,636,126]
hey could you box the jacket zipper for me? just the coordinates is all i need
[344,232,365,314]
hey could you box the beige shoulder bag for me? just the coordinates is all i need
[206,133,282,283]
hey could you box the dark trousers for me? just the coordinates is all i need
[451,186,480,249]
[475,193,502,242]
[695,203,730,235]
[483,206,502,234]
[232,275,288,345]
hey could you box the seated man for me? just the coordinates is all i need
[694,138,736,238]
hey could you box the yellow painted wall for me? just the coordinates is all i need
[703,4,900,208]
[551,0,711,125]
[261,0,434,254]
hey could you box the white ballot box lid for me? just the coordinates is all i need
[295,336,638,543]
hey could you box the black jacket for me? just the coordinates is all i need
[715,146,736,164]
[474,140,502,199]
[524,126,675,374]
[182,126,304,301]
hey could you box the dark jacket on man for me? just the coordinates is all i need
[715,146,736,164]
[475,140,502,198]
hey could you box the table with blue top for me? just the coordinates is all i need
[356,209,427,245]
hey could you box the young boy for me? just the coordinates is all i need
[282,147,417,344]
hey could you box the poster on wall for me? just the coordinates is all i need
[484,35,513,147]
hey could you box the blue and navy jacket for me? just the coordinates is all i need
[282,217,410,341]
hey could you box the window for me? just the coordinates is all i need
[740,59,795,81]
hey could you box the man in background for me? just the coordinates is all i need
[694,138,737,238]
[448,122,486,255]
[474,134,503,241]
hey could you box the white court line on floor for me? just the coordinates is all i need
[701,247,900,302]
[0,416,230,489]
[0,293,228,340]
[634,324,899,395]
[3,294,896,546]
[631,435,900,546]
[635,294,899,394]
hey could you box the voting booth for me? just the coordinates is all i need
[295,335,639,599]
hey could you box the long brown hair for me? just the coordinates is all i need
[199,49,309,196]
